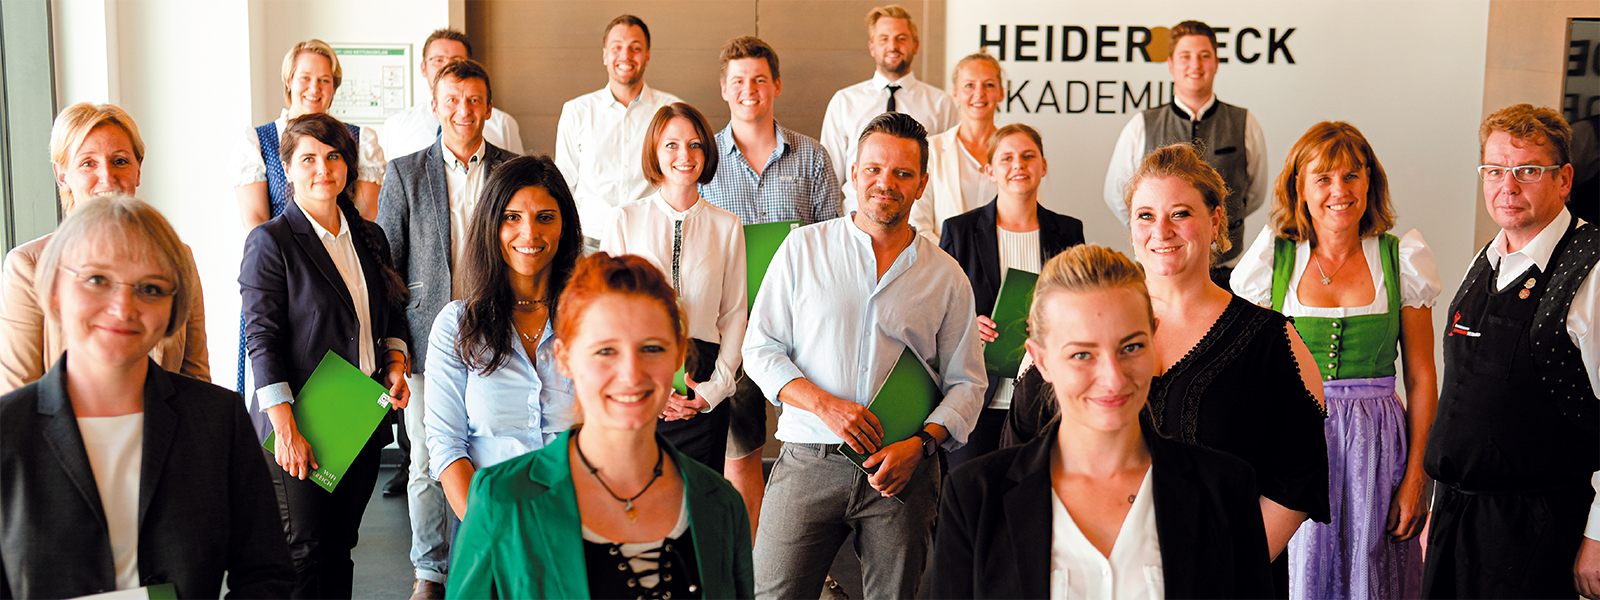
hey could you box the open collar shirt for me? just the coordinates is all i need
[700,120,842,226]
[553,84,683,236]
[443,140,488,299]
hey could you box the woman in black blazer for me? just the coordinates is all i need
[938,123,1084,469]
[240,113,410,598]
[926,245,1272,599]
[0,195,293,597]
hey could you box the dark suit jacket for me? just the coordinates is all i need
[926,418,1274,599]
[240,202,407,443]
[0,357,294,598]
[376,140,517,373]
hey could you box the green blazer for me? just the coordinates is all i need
[446,429,754,599]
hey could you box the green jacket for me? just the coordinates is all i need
[446,430,754,599]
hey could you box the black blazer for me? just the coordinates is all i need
[0,357,294,598]
[938,200,1085,317]
[240,202,407,443]
[926,418,1273,599]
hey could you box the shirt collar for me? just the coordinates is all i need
[1488,207,1571,272]
[650,192,704,220]
[1175,94,1217,121]
[296,200,350,241]
[607,83,652,108]
[442,140,487,172]
[717,120,792,158]
[872,71,918,88]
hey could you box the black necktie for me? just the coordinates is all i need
[886,84,901,113]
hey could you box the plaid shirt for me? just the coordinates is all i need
[700,121,842,226]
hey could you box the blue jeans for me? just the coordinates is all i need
[406,373,450,584]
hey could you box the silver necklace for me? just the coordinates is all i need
[1313,249,1355,285]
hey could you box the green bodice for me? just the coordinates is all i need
[1270,234,1402,381]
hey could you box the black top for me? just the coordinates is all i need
[938,199,1085,317]
[927,417,1273,599]
[583,529,702,600]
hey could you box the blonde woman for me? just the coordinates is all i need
[910,52,1005,242]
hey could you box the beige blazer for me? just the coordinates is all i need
[909,125,981,244]
[0,234,209,393]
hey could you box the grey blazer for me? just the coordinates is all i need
[377,139,518,372]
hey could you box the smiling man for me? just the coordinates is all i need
[555,15,683,244]
[743,112,984,599]
[1421,104,1600,599]
[1103,20,1267,286]
[380,29,524,162]
[820,5,958,217]
[375,57,518,600]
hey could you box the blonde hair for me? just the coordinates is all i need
[1480,103,1571,166]
[1122,143,1232,259]
[280,39,343,107]
[1029,244,1154,341]
[35,194,191,338]
[1272,121,1395,245]
[865,5,919,41]
[951,51,1003,86]
[49,103,145,213]
[985,123,1044,164]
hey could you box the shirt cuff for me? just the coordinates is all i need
[1587,472,1600,540]
[257,381,295,411]
[383,338,409,357]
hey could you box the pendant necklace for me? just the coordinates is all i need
[573,428,665,521]
[1313,248,1355,285]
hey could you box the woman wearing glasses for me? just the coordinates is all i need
[0,195,293,597]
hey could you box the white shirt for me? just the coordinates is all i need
[820,72,959,214]
[554,84,683,237]
[1101,96,1267,247]
[233,115,385,187]
[992,227,1042,410]
[78,413,144,591]
[379,104,524,161]
[598,193,748,409]
[960,142,997,216]
[742,217,987,447]
[1231,225,1444,315]
[1050,469,1163,600]
[444,140,489,299]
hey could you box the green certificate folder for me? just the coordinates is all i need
[745,220,800,305]
[841,347,941,474]
[985,268,1040,377]
[263,351,394,493]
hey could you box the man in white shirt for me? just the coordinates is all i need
[380,29,524,162]
[1420,104,1600,599]
[554,15,683,244]
[819,5,957,215]
[743,112,985,599]
[1102,20,1266,284]
[375,58,520,600]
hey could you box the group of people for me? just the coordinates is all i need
[0,6,1595,600]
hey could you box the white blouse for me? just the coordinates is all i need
[597,193,748,410]
[1231,225,1443,317]
[78,413,144,591]
[958,142,997,216]
[1050,468,1163,600]
[232,114,386,188]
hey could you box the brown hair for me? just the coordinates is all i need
[985,123,1044,163]
[1272,121,1396,245]
[1030,244,1154,340]
[36,194,191,338]
[280,39,342,107]
[856,112,929,174]
[641,103,718,187]
[603,14,651,48]
[951,51,1004,87]
[1170,20,1218,52]
[866,5,919,41]
[720,36,781,81]
[424,28,473,58]
[1122,143,1232,258]
[1480,103,1571,166]
[49,103,145,212]
[432,57,493,103]
[554,252,687,355]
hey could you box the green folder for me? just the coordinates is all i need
[263,351,394,493]
[745,220,800,305]
[840,347,941,475]
[985,268,1040,377]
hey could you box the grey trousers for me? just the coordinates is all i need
[754,442,941,600]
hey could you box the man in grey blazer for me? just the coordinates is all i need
[376,57,517,600]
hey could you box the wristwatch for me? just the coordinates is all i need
[912,430,938,457]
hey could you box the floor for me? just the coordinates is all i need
[351,466,418,599]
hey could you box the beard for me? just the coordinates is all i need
[876,55,912,79]
[861,186,910,227]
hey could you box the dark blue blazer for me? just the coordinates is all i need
[239,202,407,443]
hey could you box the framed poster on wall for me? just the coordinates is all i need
[328,43,411,127]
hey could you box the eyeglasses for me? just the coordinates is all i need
[59,265,176,303]
[1477,164,1562,183]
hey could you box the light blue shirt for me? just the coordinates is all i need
[424,300,575,477]
[741,217,987,447]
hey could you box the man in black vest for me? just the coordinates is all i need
[1102,20,1266,288]
[1422,103,1600,598]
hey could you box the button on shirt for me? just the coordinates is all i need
[700,121,842,226]
[424,300,576,476]
[820,72,959,214]
[444,141,488,299]
[1049,469,1163,600]
[380,104,525,162]
[554,84,683,237]
[741,217,986,446]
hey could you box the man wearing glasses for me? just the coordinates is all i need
[381,29,524,162]
[1421,103,1600,598]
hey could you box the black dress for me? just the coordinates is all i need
[1004,295,1329,598]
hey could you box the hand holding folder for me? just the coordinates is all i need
[985,268,1040,377]
[263,351,395,493]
